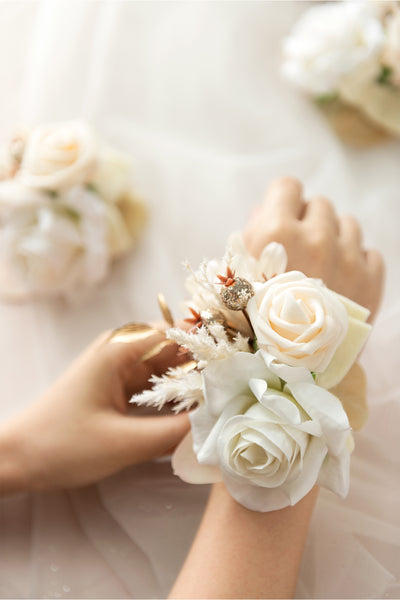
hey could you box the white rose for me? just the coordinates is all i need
[282,3,384,95]
[0,182,110,300]
[173,351,351,512]
[18,121,97,191]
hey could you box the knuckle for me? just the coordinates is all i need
[267,175,302,195]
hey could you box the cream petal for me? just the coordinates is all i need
[248,377,268,402]
[249,382,303,425]
[195,394,253,466]
[315,316,371,389]
[288,382,350,454]
[260,350,314,384]
[284,436,328,505]
[172,432,222,484]
[201,351,280,416]
[317,446,350,498]
[258,242,288,279]
[189,402,219,457]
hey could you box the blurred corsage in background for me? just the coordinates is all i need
[282,1,400,147]
[0,120,147,301]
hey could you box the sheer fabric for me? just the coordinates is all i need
[0,2,399,598]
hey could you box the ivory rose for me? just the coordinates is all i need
[247,271,348,373]
[18,121,97,190]
[173,351,351,512]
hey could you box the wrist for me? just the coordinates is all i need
[0,419,32,495]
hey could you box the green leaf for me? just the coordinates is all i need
[85,182,98,193]
[314,92,339,106]
[377,65,393,86]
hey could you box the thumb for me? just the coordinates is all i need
[117,412,191,465]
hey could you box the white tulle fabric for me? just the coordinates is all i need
[0,2,399,598]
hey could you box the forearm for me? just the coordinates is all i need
[170,483,318,599]
[0,420,30,495]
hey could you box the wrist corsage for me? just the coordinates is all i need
[282,2,400,147]
[0,120,147,301]
[132,233,371,512]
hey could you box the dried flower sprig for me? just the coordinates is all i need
[132,366,203,413]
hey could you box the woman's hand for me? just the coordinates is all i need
[0,325,190,494]
[244,177,385,321]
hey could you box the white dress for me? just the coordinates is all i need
[0,2,399,598]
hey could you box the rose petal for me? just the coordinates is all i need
[172,432,222,484]
[248,379,303,424]
[317,446,350,498]
[260,349,314,383]
[284,436,328,505]
[195,394,253,466]
[330,362,369,430]
[202,351,280,416]
[315,315,371,389]
[288,381,350,454]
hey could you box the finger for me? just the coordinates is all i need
[339,215,363,249]
[302,197,339,233]
[365,248,385,278]
[122,337,187,396]
[108,323,164,347]
[119,412,191,464]
[364,249,385,321]
[261,176,305,219]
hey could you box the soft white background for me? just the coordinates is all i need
[0,1,399,598]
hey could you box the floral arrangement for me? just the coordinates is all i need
[131,234,371,512]
[0,121,147,301]
[282,1,400,146]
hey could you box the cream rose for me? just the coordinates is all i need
[247,271,348,373]
[247,271,371,389]
[172,351,351,512]
[18,121,97,190]
[0,182,110,300]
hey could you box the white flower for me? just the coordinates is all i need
[223,232,287,282]
[282,2,385,95]
[173,351,351,511]
[18,121,97,190]
[247,271,371,388]
[0,181,110,300]
[184,233,287,336]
